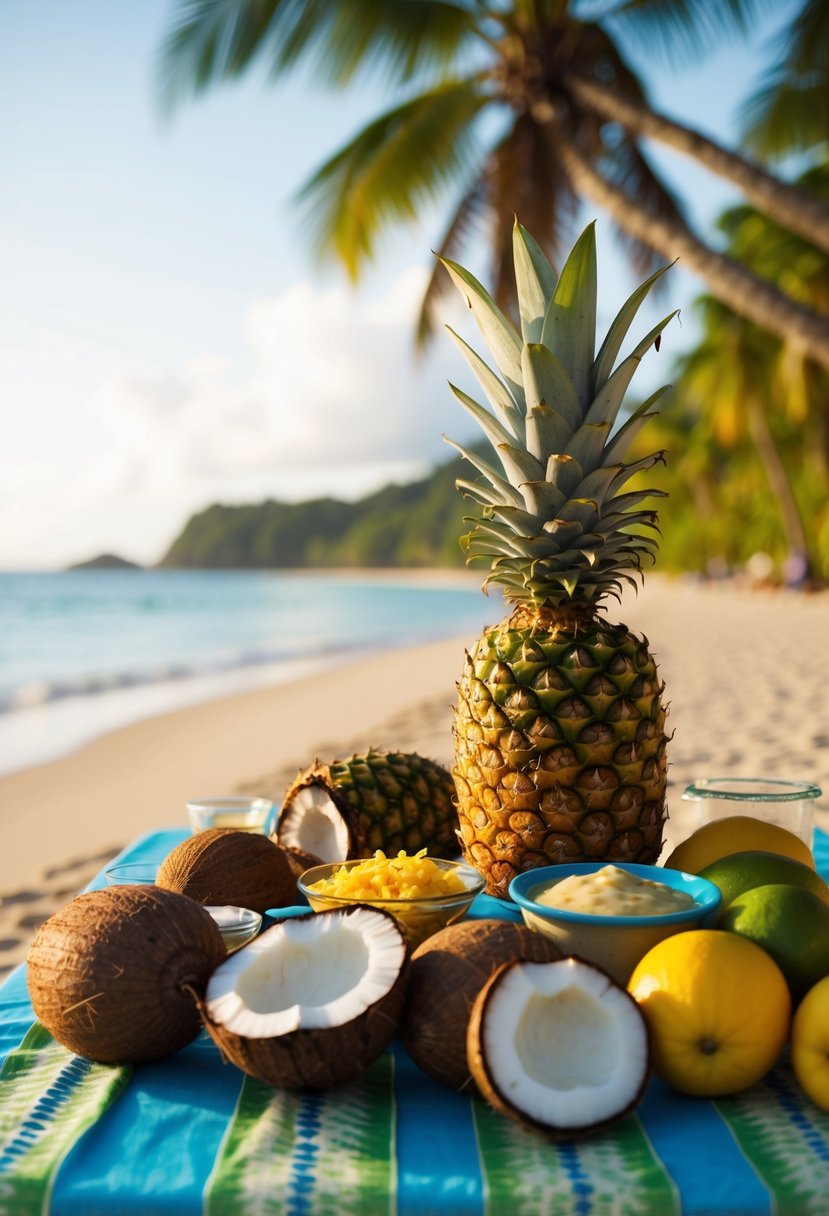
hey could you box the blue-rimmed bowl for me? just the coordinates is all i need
[509,862,722,985]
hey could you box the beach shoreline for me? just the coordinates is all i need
[0,565,491,779]
[1,576,827,980]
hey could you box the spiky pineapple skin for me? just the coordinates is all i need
[453,609,668,899]
[283,749,459,859]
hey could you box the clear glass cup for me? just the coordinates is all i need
[104,862,159,885]
[206,905,262,953]
[681,778,821,848]
[186,796,273,835]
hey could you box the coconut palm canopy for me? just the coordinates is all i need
[739,0,829,159]
[162,0,829,364]
[663,160,829,581]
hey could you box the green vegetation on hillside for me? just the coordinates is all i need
[160,454,472,569]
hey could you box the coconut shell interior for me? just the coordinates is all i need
[277,767,357,861]
[467,955,650,1138]
[202,906,409,1089]
[27,886,226,1064]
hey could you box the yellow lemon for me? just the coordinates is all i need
[664,816,814,874]
[628,929,790,1096]
[792,976,829,1111]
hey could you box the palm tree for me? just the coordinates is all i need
[666,161,829,581]
[161,0,829,366]
[675,295,812,576]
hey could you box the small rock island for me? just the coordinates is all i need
[67,553,143,571]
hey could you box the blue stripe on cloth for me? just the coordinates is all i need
[0,965,34,1068]
[288,1091,323,1216]
[392,1042,484,1216]
[557,1142,592,1216]
[814,827,829,879]
[93,828,189,885]
[638,1078,772,1216]
[49,1034,245,1216]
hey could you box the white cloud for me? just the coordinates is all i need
[2,269,479,567]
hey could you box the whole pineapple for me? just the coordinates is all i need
[444,221,674,899]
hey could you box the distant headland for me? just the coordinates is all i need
[67,553,143,571]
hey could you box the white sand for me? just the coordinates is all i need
[1,576,826,977]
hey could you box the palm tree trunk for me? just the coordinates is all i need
[745,399,811,576]
[565,75,829,256]
[553,133,829,371]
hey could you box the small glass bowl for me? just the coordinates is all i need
[186,797,274,835]
[297,858,485,950]
[205,905,263,953]
[104,862,159,886]
[509,862,721,986]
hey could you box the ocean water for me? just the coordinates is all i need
[0,570,496,776]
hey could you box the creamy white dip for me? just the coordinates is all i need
[535,864,695,917]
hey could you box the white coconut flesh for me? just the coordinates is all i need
[481,959,648,1130]
[279,784,350,861]
[205,908,405,1039]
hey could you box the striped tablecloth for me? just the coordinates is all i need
[1,829,828,1216]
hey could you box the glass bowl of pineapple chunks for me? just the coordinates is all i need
[298,850,485,949]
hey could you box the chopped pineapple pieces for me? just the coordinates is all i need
[308,849,467,901]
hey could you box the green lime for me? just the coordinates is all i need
[720,883,829,1002]
[699,851,829,917]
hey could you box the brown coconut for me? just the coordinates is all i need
[157,829,297,913]
[200,905,409,1089]
[274,844,324,882]
[401,918,562,1093]
[27,885,226,1064]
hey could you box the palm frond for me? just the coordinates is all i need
[739,0,829,156]
[604,0,770,65]
[740,76,829,159]
[417,177,490,345]
[296,79,489,278]
[160,0,479,110]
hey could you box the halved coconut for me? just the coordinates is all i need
[468,956,649,1138]
[276,751,457,861]
[201,904,408,1088]
[276,779,352,861]
[27,886,226,1064]
[402,919,562,1093]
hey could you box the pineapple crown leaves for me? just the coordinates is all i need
[441,219,676,610]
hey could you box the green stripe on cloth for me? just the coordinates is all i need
[0,1024,131,1216]
[473,1101,679,1216]
[715,1062,829,1215]
[205,1053,395,1216]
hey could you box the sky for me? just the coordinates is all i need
[0,0,797,569]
